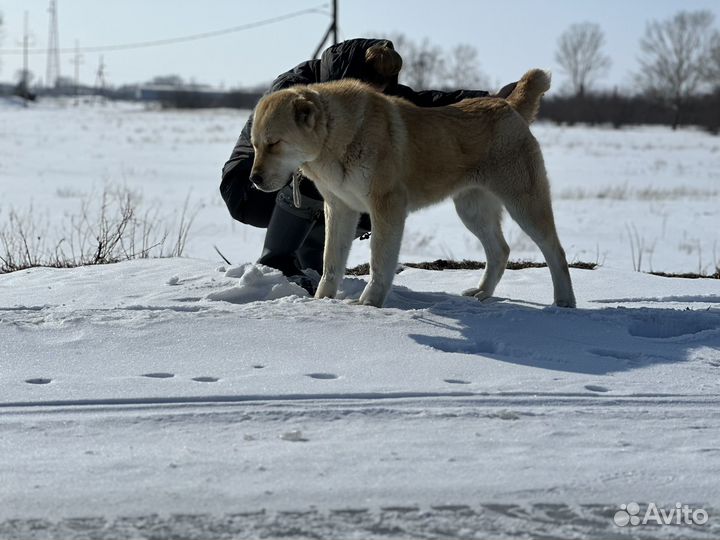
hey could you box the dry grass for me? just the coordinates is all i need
[346,259,598,276]
[557,184,719,201]
[348,259,719,279]
[0,187,199,274]
[648,269,720,280]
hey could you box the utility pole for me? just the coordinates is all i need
[332,0,338,45]
[69,40,83,105]
[15,11,36,100]
[46,0,61,88]
[312,0,338,58]
[23,12,29,83]
[94,55,107,100]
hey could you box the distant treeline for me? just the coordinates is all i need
[136,87,262,109]
[5,82,720,134]
[0,83,264,110]
[148,85,720,134]
[539,91,720,134]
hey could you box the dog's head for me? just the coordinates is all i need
[249,87,327,192]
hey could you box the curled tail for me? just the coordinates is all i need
[505,69,551,123]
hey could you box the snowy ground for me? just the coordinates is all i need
[1,97,719,538]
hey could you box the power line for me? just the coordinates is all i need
[0,5,329,56]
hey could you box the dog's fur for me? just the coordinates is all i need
[250,70,576,308]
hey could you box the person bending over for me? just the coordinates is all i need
[220,38,515,292]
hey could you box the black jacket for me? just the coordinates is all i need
[220,38,490,227]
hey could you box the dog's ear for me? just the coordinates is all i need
[293,97,317,130]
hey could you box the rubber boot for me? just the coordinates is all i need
[257,185,323,277]
[297,221,325,274]
[297,213,372,274]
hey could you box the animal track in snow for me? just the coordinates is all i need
[306,373,339,380]
[584,384,610,393]
[142,372,175,379]
[280,430,307,442]
[141,373,219,382]
[25,378,52,385]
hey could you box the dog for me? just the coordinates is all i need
[249,70,576,308]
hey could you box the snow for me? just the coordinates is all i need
[1,98,719,538]
[2,98,719,273]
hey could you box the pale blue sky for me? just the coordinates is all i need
[1,0,719,92]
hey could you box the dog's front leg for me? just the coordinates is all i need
[358,193,407,307]
[315,194,359,300]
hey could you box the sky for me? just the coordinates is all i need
[1,0,719,93]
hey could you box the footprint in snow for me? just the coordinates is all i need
[585,384,610,393]
[192,376,219,383]
[330,508,370,515]
[25,378,52,385]
[381,506,421,513]
[444,378,471,385]
[280,430,307,442]
[142,372,175,379]
[306,373,339,380]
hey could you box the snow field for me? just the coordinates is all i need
[1,98,719,538]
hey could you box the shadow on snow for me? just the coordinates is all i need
[372,282,720,376]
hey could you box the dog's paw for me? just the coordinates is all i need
[349,295,383,307]
[462,288,493,301]
[315,280,337,299]
[354,281,388,307]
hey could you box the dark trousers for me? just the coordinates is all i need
[257,185,326,276]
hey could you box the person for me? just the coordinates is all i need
[220,38,515,292]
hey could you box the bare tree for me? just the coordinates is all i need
[0,11,4,75]
[383,34,445,90]
[149,74,185,87]
[402,38,446,90]
[443,44,489,89]
[371,33,489,90]
[555,22,611,97]
[705,31,720,87]
[14,68,35,99]
[636,10,716,129]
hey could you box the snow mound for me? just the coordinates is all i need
[205,263,308,304]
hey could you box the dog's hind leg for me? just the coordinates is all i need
[498,187,576,308]
[315,193,360,300]
[357,191,408,307]
[454,188,510,301]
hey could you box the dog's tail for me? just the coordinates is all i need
[505,69,551,124]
